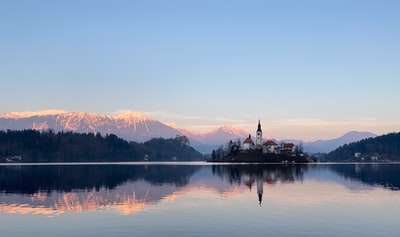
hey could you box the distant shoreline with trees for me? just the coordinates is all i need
[1,129,399,163]
[325,132,400,162]
[208,132,400,163]
[0,129,204,162]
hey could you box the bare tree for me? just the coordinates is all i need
[295,143,304,155]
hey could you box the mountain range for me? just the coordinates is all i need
[0,110,376,153]
[303,131,377,153]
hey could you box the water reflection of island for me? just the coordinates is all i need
[211,164,309,205]
[1,163,398,216]
[0,164,311,214]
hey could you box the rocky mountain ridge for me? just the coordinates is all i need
[0,110,377,153]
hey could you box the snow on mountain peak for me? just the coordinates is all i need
[195,125,249,145]
[213,125,248,136]
[0,110,68,118]
[114,110,152,121]
[0,109,255,152]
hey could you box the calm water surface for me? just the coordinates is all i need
[0,163,399,237]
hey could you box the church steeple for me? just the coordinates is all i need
[256,120,262,148]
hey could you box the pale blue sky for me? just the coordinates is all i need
[1,0,399,140]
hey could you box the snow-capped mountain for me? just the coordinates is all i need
[0,110,253,153]
[182,125,250,153]
[198,125,249,144]
[0,110,378,153]
[0,110,182,142]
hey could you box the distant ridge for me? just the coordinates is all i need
[303,131,377,153]
[0,110,379,153]
[0,110,180,142]
[0,110,251,153]
[326,132,400,161]
[198,125,249,144]
[0,110,69,118]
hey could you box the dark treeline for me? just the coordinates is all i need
[326,132,400,161]
[0,130,204,162]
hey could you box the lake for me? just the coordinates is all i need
[1,162,399,237]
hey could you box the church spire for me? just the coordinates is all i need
[256,120,262,148]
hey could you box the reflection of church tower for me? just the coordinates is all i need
[257,177,263,206]
[256,120,263,148]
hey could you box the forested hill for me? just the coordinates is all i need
[326,132,400,161]
[0,130,204,162]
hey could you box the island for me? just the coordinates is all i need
[208,121,310,163]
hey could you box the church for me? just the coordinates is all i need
[243,120,263,150]
[242,120,295,154]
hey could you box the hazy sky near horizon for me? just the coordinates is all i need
[1,0,399,141]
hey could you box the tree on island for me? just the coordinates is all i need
[295,143,304,155]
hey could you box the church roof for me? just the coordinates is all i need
[283,143,295,149]
[243,135,254,144]
[263,140,278,146]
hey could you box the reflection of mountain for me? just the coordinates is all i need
[1,164,398,216]
[0,165,200,194]
[0,181,179,215]
[328,163,400,190]
[0,164,201,215]
[0,164,311,214]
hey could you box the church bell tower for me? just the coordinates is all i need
[256,120,262,148]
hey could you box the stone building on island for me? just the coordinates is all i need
[242,120,296,155]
